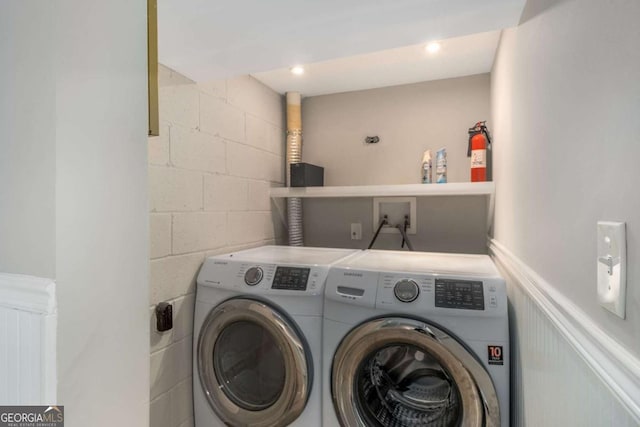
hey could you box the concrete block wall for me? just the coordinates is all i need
[148,65,286,427]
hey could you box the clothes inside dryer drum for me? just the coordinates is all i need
[214,320,286,411]
[356,345,461,427]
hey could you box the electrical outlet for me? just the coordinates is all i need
[351,223,362,240]
[597,221,626,319]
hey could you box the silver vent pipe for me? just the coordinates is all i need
[286,92,304,246]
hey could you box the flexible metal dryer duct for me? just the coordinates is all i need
[286,92,304,246]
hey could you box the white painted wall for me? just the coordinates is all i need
[303,74,491,186]
[491,0,640,422]
[0,2,56,279]
[303,197,488,253]
[300,74,491,251]
[54,1,150,425]
[1,1,149,425]
[148,65,286,427]
[491,0,640,357]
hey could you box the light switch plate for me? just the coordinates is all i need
[597,221,626,318]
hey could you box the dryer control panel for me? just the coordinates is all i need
[434,279,485,310]
[325,267,507,316]
[272,266,311,291]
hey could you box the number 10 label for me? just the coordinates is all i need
[488,345,504,365]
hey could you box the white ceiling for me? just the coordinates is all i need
[253,30,502,97]
[158,0,526,83]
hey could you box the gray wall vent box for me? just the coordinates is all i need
[290,163,324,187]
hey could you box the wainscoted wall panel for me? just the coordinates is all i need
[148,65,286,427]
[0,274,56,405]
[490,241,639,426]
[508,279,637,426]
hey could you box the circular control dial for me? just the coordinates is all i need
[244,267,264,286]
[394,279,419,303]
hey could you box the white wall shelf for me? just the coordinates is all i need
[270,182,495,231]
[270,182,494,199]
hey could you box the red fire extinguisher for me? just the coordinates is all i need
[467,121,492,182]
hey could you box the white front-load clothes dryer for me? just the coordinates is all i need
[194,245,358,427]
[323,250,509,427]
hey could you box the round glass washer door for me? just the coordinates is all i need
[332,318,500,427]
[198,298,311,427]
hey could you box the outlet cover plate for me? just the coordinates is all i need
[351,223,362,240]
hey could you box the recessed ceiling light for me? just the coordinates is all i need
[425,42,441,54]
[290,66,305,75]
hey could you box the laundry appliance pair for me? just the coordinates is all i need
[194,246,509,427]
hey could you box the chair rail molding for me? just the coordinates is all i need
[488,238,640,424]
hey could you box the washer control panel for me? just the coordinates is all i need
[244,266,264,286]
[394,279,420,303]
[435,279,484,310]
[325,267,507,314]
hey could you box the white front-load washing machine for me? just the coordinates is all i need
[194,245,358,427]
[323,250,509,427]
